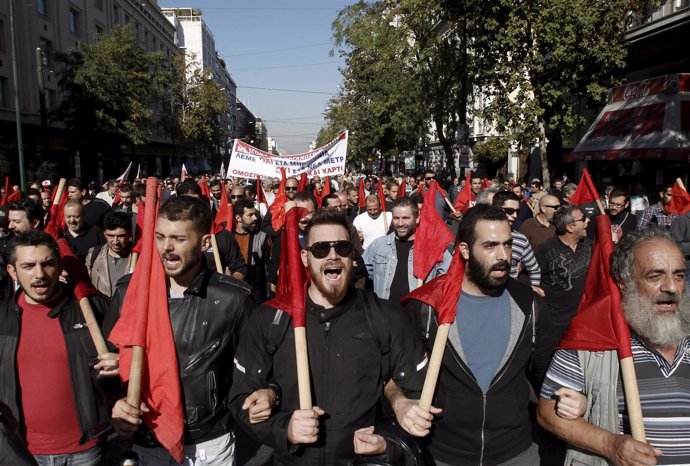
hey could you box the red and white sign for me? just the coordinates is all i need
[228,131,348,178]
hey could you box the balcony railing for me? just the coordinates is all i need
[626,0,690,30]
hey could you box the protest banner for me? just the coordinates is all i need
[228,131,348,178]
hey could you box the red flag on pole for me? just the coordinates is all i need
[376,180,387,212]
[667,180,690,215]
[131,201,146,255]
[265,207,309,327]
[558,215,632,359]
[256,176,267,205]
[269,168,288,232]
[56,239,102,300]
[413,182,454,281]
[453,172,475,214]
[213,181,234,232]
[198,179,211,203]
[44,189,69,239]
[403,246,465,324]
[358,178,366,208]
[298,172,308,192]
[398,180,407,199]
[109,178,185,463]
[0,176,10,206]
[569,168,600,206]
[482,178,491,189]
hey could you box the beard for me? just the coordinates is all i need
[466,256,510,293]
[309,258,352,303]
[242,221,259,234]
[622,287,690,348]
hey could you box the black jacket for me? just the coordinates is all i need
[105,265,254,444]
[229,288,426,466]
[421,279,554,465]
[0,289,112,446]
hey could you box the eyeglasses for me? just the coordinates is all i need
[543,204,560,209]
[608,201,626,208]
[230,195,243,199]
[425,176,436,181]
[285,186,298,191]
[501,207,519,215]
[304,240,354,259]
[571,216,587,224]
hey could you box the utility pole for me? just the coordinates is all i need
[9,0,26,191]
[36,47,49,162]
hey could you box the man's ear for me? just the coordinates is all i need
[458,242,470,261]
[6,264,17,282]
[200,233,212,252]
[301,249,309,267]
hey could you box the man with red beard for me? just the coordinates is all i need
[399,204,554,466]
[538,227,690,465]
[229,209,428,465]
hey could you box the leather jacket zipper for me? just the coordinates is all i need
[183,338,221,374]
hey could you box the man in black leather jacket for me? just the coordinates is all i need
[106,195,264,465]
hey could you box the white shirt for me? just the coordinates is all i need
[353,211,392,250]
[95,191,115,206]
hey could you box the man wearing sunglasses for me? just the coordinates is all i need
[518,194,559,250]
[492,192,544,297]
[229,209,427,465]
[535,205,592,343]
[363,197,451,304]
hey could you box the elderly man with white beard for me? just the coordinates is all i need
[537,226,690,466]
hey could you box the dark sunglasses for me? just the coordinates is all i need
[572,216,587,224]
[501,207,519,215]
[230,195,243,199]
[304,240,354,259]
[425,176,436,180]
[543,204,560,209]
[285,186,298,191]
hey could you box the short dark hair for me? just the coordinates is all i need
[304,209,351,246]
[391,197,419,217]
[293,191,317,210]
[552,205,581,235]
[321,193,340,207]
[423,169,435,177]
[7,230,59,266]
[132,182,145,201]
[103,211,132,232]
[106,179,118,188]
[119,184,133,195]
[8,199,44,228]
[491,191,520,208]
[176,180,202,197]
[27,188,41,198]
[609,189,628,201]
[410,192,424,205]
[209,179,222,188]
[233,198,255,217]
[245,186,256,197]
[158,195,211,235]
[456,204,509,249]
[67,178,85,191]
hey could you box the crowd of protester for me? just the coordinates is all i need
[0,167,689,466]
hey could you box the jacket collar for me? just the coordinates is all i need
[13,285,73,318]
[182,259,212,297]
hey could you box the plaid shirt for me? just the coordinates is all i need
[637,202,676,229]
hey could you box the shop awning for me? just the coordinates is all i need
[566,73,690,161]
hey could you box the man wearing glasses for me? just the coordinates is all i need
[492,192,544,296]
[606,189,637,243]
[229,209,427,465]
[535,205,592,342]
[518,194,559,250]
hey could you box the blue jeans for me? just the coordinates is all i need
[34,445,102,466]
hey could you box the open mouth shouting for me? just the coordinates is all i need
[324,262,343,282]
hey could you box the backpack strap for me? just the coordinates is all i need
[89,244,104,270]
[265,309,290,356]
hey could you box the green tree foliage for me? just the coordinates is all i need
[54,25,168,156]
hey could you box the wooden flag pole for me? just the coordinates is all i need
[677,178,686,191]
[79,297,109,355]
[419,322,451,411]
[210,234,223,274]
[52,178,66,205]
[620,357,646,442]
[283,201,312,409]
[129,253,139,274]
[442,195,457,214]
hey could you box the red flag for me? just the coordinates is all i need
[667,181,690,215]
[108,178,185,463]
[403,246,465,324]
[213,182,234,232]
[198,179,210,203]
[131,201,146,255]
[269,168,288,232]
[453,172,475,213]
[56,239,102,300]
[0,176,10,206]
[6,188,22,203]
[482,178,491,189]
[569,168,600,206]
[398,180,407,199]
[256,176,267,205]
[358,178,366,208]
[376,180,387,212]
[413,182,454,281]
[558,215,632,359]
[265,207,309,327]
[321,176,331,203]
[44,189,69,239]
[298,173,308,192]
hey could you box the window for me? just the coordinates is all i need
[39,38,53,67]
[94,0,103,10]
[124,14,130,24]
[113,4,119,23]
[37,0,47,16]
[0,19,5,52]
[68,8,80,35]
[0,77,8,108]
